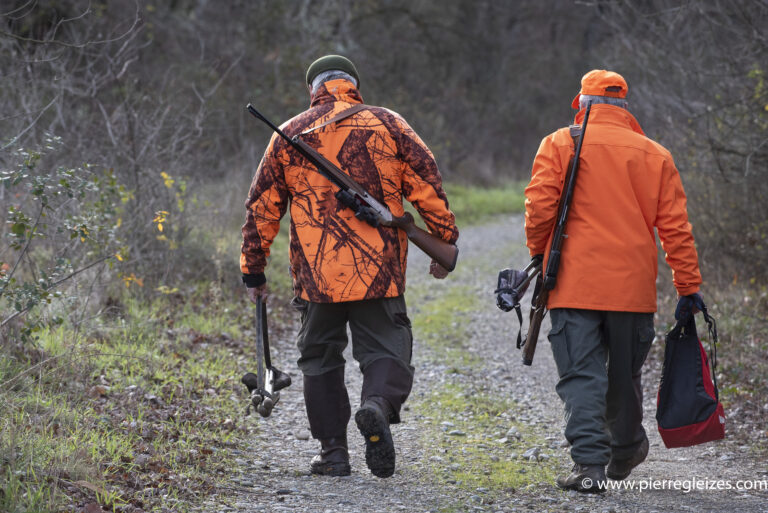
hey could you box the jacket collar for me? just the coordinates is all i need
[574,103,645,136]
[310,78,364,107]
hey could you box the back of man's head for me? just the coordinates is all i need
[306,55,360,94]
[572,69,629,110]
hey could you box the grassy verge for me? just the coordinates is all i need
[444,182,526,227]
[405,182,526,230]
[0,181,522,512]
[0,287,266,513]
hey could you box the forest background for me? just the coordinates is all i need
[1,1,766,512]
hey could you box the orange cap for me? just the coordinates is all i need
[571,69,628,109]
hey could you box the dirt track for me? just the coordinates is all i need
[201,216,768,513]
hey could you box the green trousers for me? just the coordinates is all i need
[293,295,414,438]
[548,308,655,465]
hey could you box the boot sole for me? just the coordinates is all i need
[355,407,395,478]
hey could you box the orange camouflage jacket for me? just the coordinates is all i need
[241,79,458,303]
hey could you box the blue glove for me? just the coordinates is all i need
[675,292,705,321]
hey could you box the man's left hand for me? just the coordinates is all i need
[429,260,449,279]
[675,292,704,321]
[247,284,269,304]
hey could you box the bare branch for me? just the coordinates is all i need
[1,94,59,150]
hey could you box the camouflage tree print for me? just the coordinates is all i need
[241,79,458,303]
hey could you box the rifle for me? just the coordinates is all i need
[241,296,292,417]
[246,104,459,272]
[522,101,593,366]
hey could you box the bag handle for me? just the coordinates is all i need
[701,305,719,400]
[673,301,720,401]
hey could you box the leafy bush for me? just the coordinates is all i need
[1,137,129,342]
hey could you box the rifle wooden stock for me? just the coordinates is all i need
[389,212,458,271]
[523,289,548,366]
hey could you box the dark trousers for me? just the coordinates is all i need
[547,308,655,465]
[294,295,414,439]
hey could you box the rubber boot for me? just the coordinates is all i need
[355,396,396,478]
[310,436,351,476]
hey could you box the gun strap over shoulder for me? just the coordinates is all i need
[300,103,369,135]
[568,124,583,156]
[550,125,584,224]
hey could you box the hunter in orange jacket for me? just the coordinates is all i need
[241,78,458,303]
[525,70,703,493]
[240,55,458,480]
[525,86,702,312]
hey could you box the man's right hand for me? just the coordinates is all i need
[429,260,449,279]
[247,284,269,304]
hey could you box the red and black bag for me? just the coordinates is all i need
[656,304,725,448]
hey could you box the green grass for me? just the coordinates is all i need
[0,287,260,512]
[402,181,525,232]
[414,383,558,497]
[444,182,526,227]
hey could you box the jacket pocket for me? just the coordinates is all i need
[290,296,309,323]
[632,315,655,374]
[394,312,411,328]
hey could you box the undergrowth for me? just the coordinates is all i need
[0,286,267,513]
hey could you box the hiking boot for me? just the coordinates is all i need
[310,436,351,477]
[607,437,649,481]
[355,396,395,478]
[556,463,606,493]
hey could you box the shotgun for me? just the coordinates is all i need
[522,101,593,366]
[246,104,459,272]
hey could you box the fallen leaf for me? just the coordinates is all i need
[88,385,108,397]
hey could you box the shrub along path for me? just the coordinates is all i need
[205,217,767,513]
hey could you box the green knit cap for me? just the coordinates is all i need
[306,55,360,88]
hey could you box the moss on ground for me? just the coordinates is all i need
[407,283,482,369]
[416,383,558,491]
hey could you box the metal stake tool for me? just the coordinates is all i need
[241,296,291,417]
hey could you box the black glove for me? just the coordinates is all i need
[675,292,705,321]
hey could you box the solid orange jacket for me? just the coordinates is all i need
[241,79,458,303]
[525,104,702,312]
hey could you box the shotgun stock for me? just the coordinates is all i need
[523,286,548,366]
[389,212,458,271]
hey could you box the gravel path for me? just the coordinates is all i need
[201,216,767,513]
